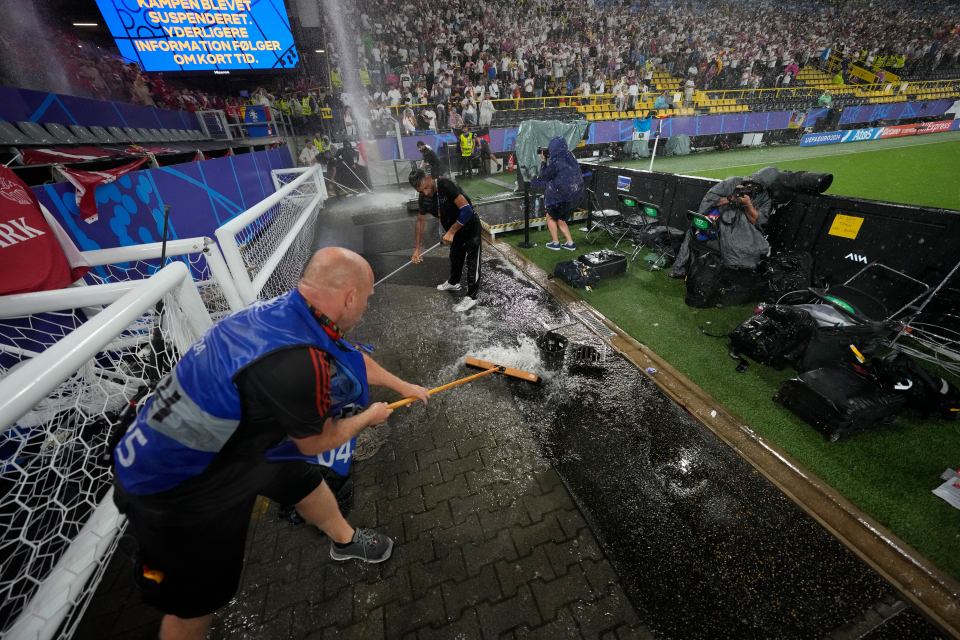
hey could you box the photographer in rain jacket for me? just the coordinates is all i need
[670,167,777,278]
[530,137,584,250]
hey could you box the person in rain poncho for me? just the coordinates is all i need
[530,136,584,251]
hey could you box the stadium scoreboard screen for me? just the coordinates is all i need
[94,0,299,73]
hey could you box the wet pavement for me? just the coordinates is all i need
[75,190,947,639]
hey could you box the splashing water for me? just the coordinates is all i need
[0,0,73,95]
[325,190,413,212]
[321,0,377,154]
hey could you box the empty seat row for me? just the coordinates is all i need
[0,120,210,147]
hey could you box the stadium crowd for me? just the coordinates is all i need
[308,0,960,134]
[1,0,957,141]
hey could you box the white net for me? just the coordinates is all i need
[81,238,239,320]
[218,167,325,303]
[0,267,210,638]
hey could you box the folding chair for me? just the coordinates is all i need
[583,187,624,244]
[615,195,679,269]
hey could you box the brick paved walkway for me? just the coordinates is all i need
[206,260,651,639]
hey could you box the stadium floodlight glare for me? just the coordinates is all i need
[73,22,99,27]
[315,49,325,53]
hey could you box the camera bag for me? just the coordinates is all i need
[763,251,813,303]
[774,366,907,441]
[797,321,891,372]
[553,260,600,289]
[685,250,766,308]
[577,250,628,280]
[872,352,960,419]
[729,305,818,369]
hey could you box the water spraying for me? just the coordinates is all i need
[0,0,73,95]
[320,0,378,161]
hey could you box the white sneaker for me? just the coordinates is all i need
[437,281,461,291]
[453,297,477,312]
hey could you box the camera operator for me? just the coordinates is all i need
[530,137,584,251]
[669,173,774,278]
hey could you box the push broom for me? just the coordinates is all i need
[388,357,540,409]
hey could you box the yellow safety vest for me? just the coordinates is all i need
[459,132,475,157]
[301,96,313,116]
[314,137,325,152]
[359,68,371,86]
[278,98,291,116]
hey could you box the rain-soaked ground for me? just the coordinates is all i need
[311,191,945,639]
[75,189,946,639]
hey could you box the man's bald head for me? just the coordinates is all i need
[300,247,373,292]
[298,248,374,331]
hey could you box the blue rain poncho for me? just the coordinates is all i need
[530,137,584,208]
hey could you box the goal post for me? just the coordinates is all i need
[216,165,326,305]
[80,236,244,316]
[0,262,212,639]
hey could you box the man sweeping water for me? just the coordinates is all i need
[409,168,483,312]
[112,247,428,640]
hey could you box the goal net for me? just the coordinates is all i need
[0,263,212,639]
[217,166,326,304]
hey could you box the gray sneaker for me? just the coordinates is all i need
[329,528,394,563]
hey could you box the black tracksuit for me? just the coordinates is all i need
[418,178,481,298]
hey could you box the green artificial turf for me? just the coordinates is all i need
[614,131,960,211]
[458,174,519,200]
[504,227,960,580]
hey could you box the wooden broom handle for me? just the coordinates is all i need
[388,366,502,409]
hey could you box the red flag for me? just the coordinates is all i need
[21,146,123,165]
[58,158,149,222]
[127,145,179,155]
[0,166,88,295]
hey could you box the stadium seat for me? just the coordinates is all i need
[124,127,148,142]
[89,126,122,144]
[68,125,100,144]
[158,128,178,142]
[44,123,80,145]
[107,126,134,143]
[15,121,57,145]
[147,128,165,141]
[0,120,30,145]
[135,127,156,141]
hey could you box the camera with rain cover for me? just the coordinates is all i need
[731,180,763,202]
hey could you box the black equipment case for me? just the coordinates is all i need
[577,250,628,279]
[728,305,818,369]
[553,260,600,289]
[774,367,907,441]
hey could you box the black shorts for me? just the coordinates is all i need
[546,201,577,223]
[114,459,329,618]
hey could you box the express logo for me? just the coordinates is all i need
[0,176,32,206]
